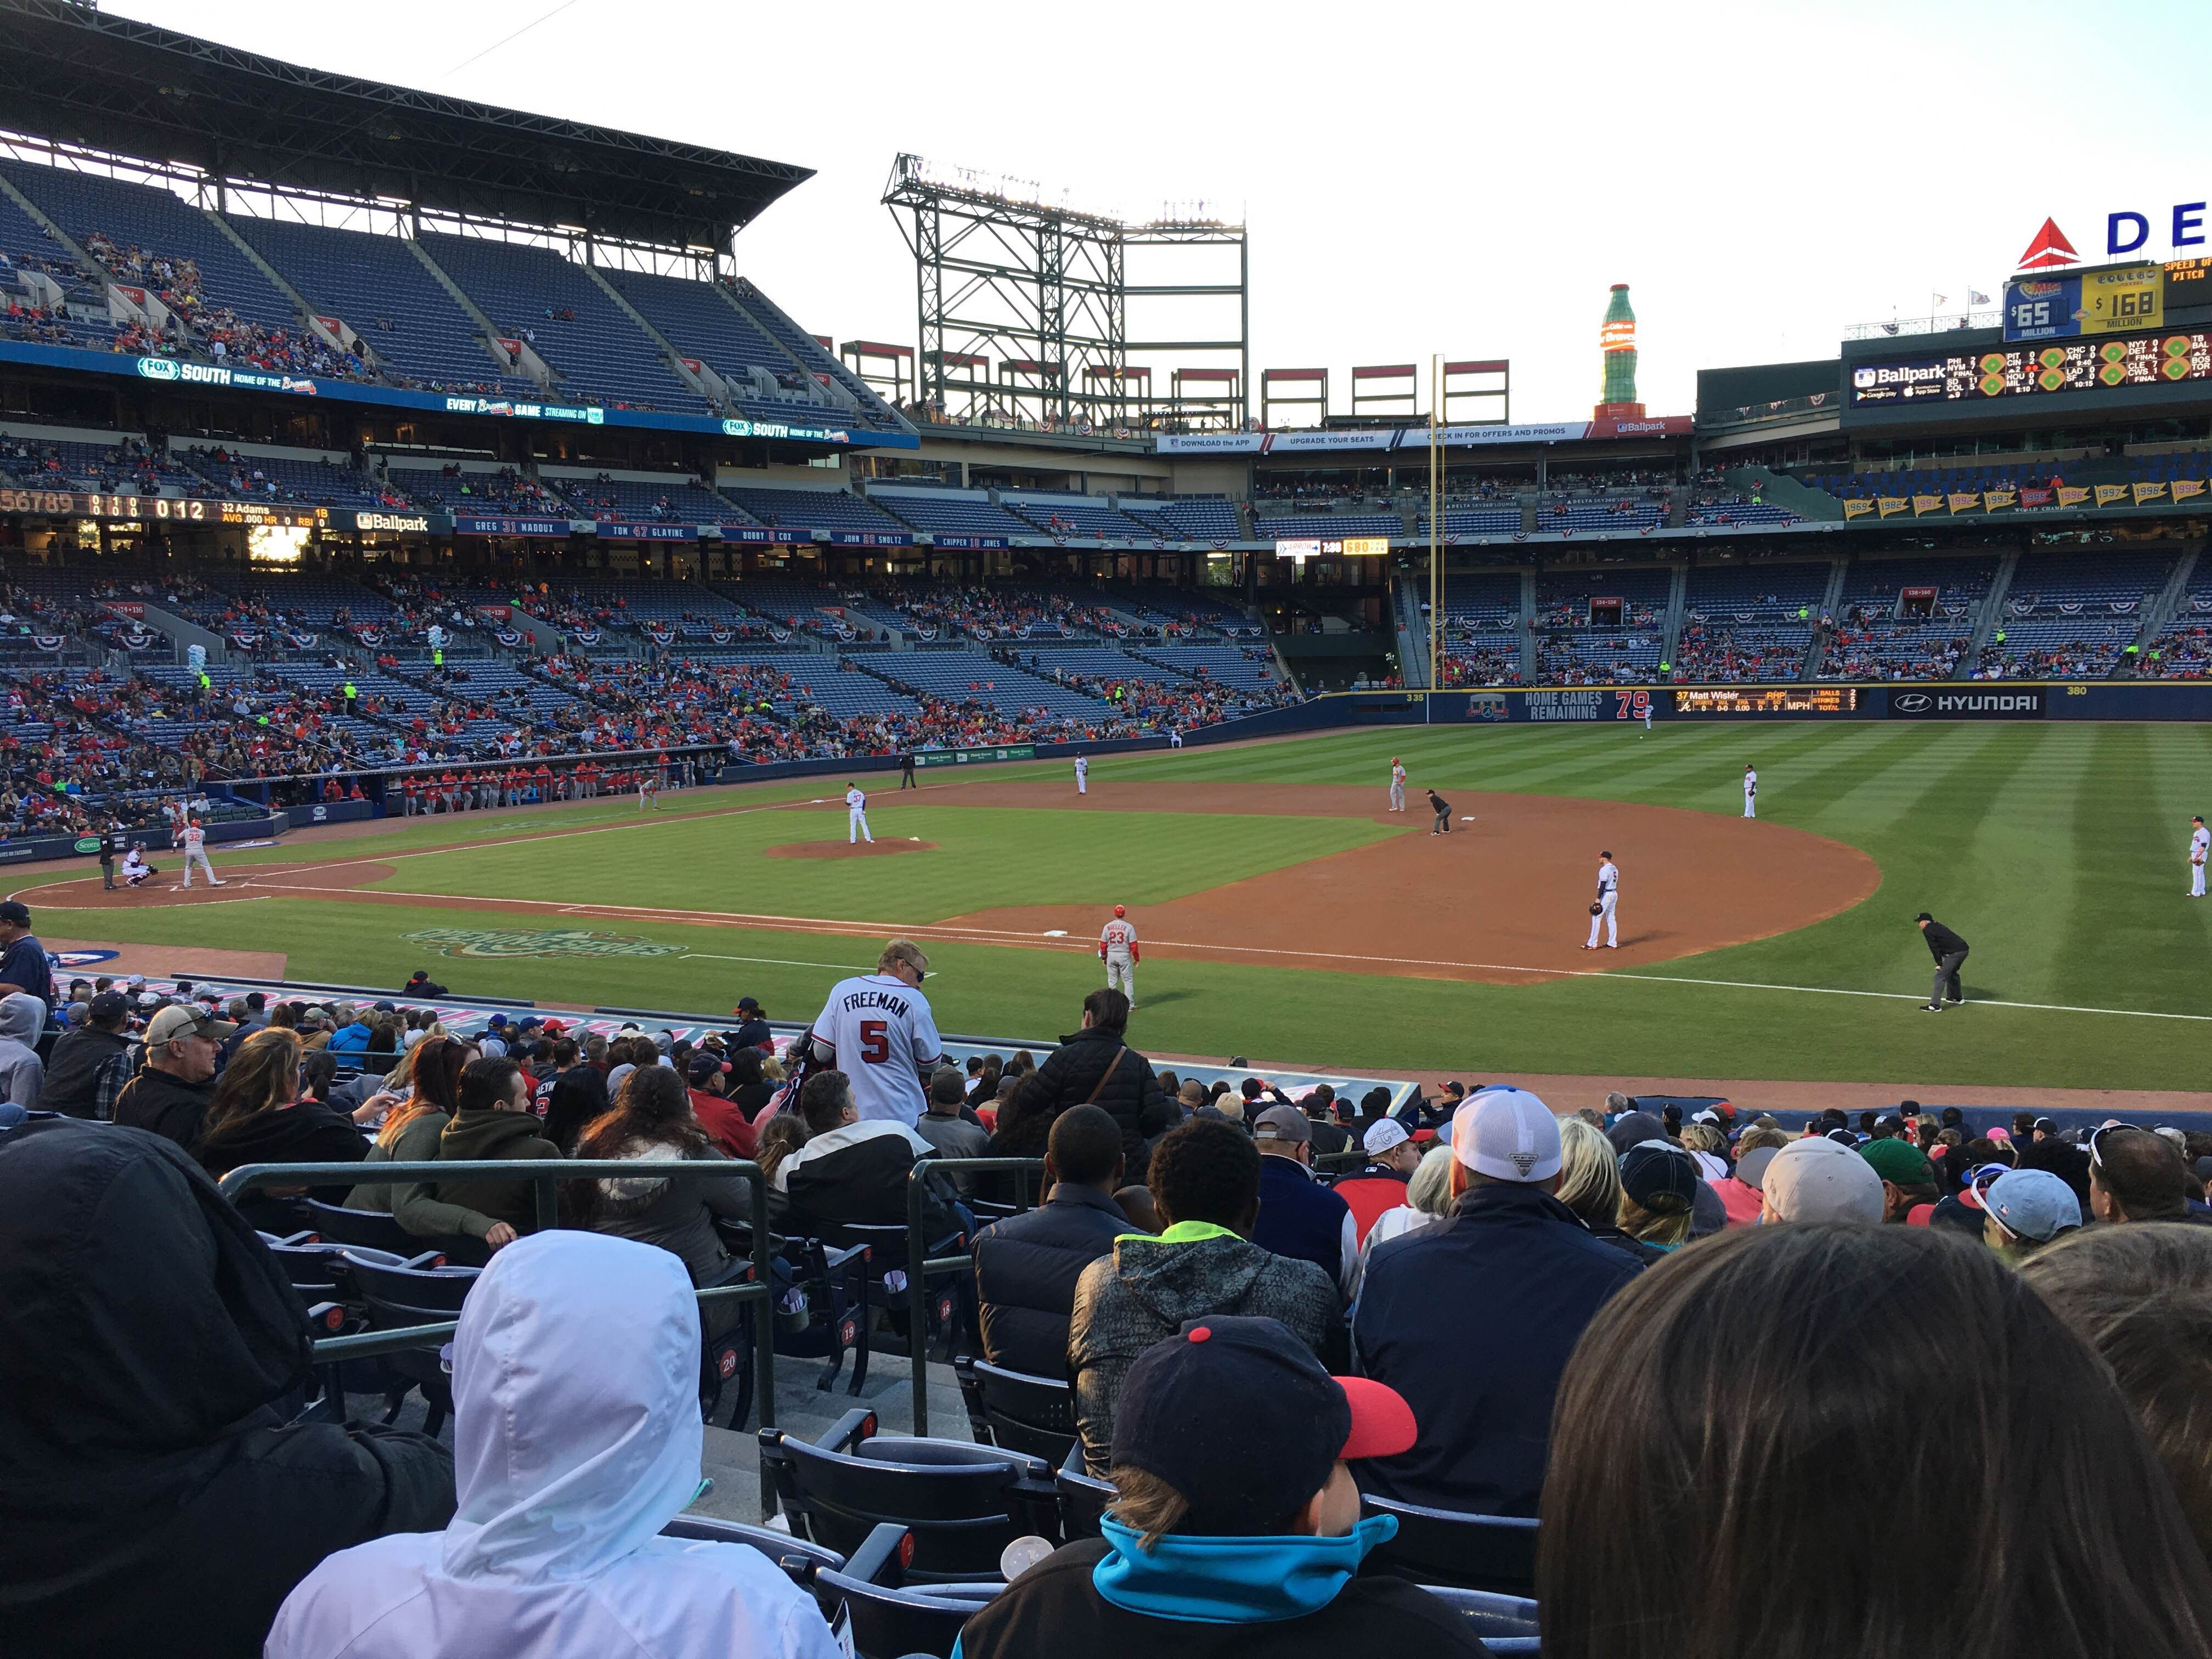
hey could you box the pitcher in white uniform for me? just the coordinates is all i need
[844,783,872,844]
[1099,905,1139,1005]
[1582,851,1618,949]
[1074,754,1088,795]
[2191,814,2208,897]
[1742,765,1758,820]
[177,816,224,889]
[1389,758,1407,812]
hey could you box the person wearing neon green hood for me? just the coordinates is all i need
[266,1230,840,1659]
[1068,1118,1340,1473]
[955,1316,1486,1658]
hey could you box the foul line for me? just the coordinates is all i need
[204,882,2208,1023]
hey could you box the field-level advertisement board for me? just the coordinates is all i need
[1851,332,2211,407]
[913,745,1037,768]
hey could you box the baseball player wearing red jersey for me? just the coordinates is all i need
[176,816,224,889]
[1099,904,1139,1006]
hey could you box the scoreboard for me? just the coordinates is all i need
[1850,332,2212,407]
[1675,687,1862,715]
[0,489,333,528]
[1273,535,1390,560]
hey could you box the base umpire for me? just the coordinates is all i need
[1916,912,1968,1011]
[1426,789,1452,836]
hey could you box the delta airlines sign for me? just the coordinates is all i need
[2017,203,2209,269]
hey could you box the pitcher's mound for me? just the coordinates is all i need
[765,839,939,860]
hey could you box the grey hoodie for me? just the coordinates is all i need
[0,992,46,1111]
[586,1136,751,1294]
[1067,1229,1339,1472]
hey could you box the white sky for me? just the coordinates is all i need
[101,0,2212,422]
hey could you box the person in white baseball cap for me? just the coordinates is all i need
[1351,1085,1643,1515]
[1759,1136,1884,1225]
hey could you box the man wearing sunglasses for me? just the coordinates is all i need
[806,938,944,1128]
[2088,1124,2209,1228]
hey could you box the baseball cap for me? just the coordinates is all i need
[145,1004,236,1048]
[135,990,160,1012]
[0,900,29,926]
[1111,1316,1417,1533]
[685,1050,731,1085]
[1252,1104,1311,1144]
[1733,1144,1780,1192]
[733,997,761,1013]
[1363,1118,1411,1157]
[541,1018,568,1036]
[1983,1169,2083,1243]
[1761,1138,1883,1223]
[486,1013,508,1029]
[372,1000,397,1014]
[88,989,129,1023]
[1451,1087,1561,1184]
[1859,1137,1935,1188]
[1618,1140,1698,1215]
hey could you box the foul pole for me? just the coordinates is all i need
[1428,353,1441,716]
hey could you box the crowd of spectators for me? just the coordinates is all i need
[5,949,2212,1657]
[1671,622,1805,681]
[77,233,374,384]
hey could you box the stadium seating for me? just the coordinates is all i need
[1686,496,1798,527]
[998,493,1155,538]
[1253,512,1404,540]
[232,215,538,397]
[720,485,909,534]
[875,650,1109,721]
[552,476,761,527]
[1421,507,1523,538]
[174,448,393,510]
[1974,549,2174,679]
[416,232,708,414]
[600,267,834,420]
[1119,496,1243,541]
[867,487,1035,540]
[1821,556,1997,681]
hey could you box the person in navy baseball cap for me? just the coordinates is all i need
[955,1315,1487,1659]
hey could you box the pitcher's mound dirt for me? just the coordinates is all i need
[764,839,939,860]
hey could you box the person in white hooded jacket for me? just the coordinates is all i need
[0,989,46,1110]
[265,1230,842,1659]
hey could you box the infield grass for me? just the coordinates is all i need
[29,721,2212,1091]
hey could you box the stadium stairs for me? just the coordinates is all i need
[2123,550,2203,677]
[199,209,374,375]
[1393,578,1428,687]
[1658,566,1689,666]
[404,239,548,388]
[1957,550,2022,677]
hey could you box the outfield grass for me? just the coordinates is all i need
[30,721,2212,1091]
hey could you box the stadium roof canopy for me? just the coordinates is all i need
[0,0,812,250]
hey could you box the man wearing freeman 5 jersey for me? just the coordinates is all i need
[807,938,945,1126]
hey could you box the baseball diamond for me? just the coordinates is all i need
[10,720,2207,1098]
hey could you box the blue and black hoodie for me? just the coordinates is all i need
[952,1516,1489,1658]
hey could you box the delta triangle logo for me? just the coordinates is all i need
[2016,217,2080,272]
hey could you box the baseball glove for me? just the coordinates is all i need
[1589,901,1604,916]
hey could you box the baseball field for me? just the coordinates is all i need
[15,719,2210,1096]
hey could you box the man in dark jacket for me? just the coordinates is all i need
[1354,1087,1640,1516]
[0,1117,454,1659]
[402,969,448,999]
[1010,989,1175,1176]
[972,1104,1137,1376]
[112,1002,235,1146]
[41,989,135,1119]
[433,1056,563,1233]
[956,1315,1485,1659]
[1916,911,1969,1010]
[772,1068,962,1246]
[1251,1105,1358,1301]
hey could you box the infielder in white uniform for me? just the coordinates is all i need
[1074,754,1088,795]
[1389,758,1407,812]
[845,783,873,844]
[1742,765,1758,819]
[2191,814,2208,897]
[806,938,945,1126]
[176,816,224,888]
[1099,904,1139,1005]
[1582,850,1619,949]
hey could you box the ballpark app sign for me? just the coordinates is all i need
[1887,690,2045,719]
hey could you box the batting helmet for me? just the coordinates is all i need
[1391,757,1399,764]
[1113,904,1126,917]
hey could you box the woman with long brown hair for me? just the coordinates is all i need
[572,1065,751,1335]
[193,1027,368,1229]
[1540,1224,2212,1659]
[346,1035,512,1250]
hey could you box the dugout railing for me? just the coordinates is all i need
[219,1157,780,1512]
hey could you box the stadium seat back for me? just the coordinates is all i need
[1359,1492,1539,1595]
[955,1356,1078,1464]
[1055,1442,1114,1539]
[302,1198,418,1255]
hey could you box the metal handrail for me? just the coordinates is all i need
[901,1157,1047,1437]
[220,1158,778,1485]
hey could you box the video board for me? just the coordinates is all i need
[1849,333,2211,407]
